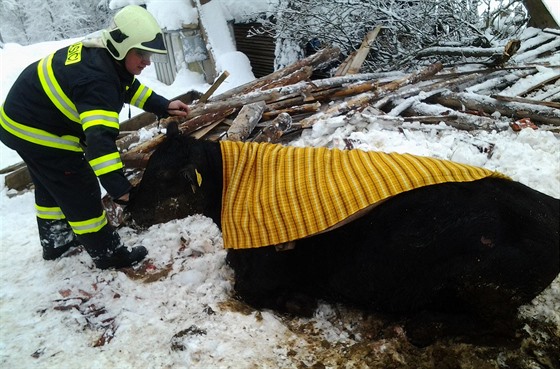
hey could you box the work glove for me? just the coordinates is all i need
[113,186,138,207]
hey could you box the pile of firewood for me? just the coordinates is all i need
[3,29,558,192]
[118,28,559,171]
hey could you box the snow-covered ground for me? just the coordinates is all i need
[1,2,559,368]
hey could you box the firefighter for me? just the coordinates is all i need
[0,5,190,269]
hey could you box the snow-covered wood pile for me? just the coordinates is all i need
[118,27,559,170]
[3,28,558,193]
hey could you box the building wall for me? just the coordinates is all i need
[232,23,275,78]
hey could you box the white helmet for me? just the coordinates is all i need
[102,5,166,60]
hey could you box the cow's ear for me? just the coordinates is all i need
[181,164,202,193]
[166,121,180,137]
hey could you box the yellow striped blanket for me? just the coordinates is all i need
[220,141,508,249]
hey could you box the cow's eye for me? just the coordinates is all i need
[180,165,202,191]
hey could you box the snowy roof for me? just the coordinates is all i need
[109,0,274,30]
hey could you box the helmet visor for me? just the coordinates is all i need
[139,32,166,54]
[133,48,153,61]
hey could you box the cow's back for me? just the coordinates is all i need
[228,177,559,324]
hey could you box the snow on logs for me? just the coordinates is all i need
[118,31,559,170]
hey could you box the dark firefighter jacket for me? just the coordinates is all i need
[0,42,169,199]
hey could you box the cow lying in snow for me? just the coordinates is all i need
[127,122,559,344]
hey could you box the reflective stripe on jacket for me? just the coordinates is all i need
[0,105,83,152]
[1,42,169,198]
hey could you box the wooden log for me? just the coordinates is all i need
[261,71,441,121]
[252,113,293,143]
[256,72,403,113]
[465,70,533,94]
[116,90,204,152]
[262,102,322,120]
[334,55,352,77]
[225,101,267,141]
[544,28,560,36]
[178,108,237,135]
[121,109,236,167]
[403,102,498,131]
[120,153,152,171]
[208,47,341,100]
[530,85,560,101]
[387,89,447,116]
[259,66,313,91]
[119,112,158,132]
[117,120,164,151]
[402,115,459,124]
[199,70,230,103]
[200,71,404,118]
[360,113,465,130]
[182,89,294,119]
[487,39,521,66]
[204,72,394,121]
[3,165,32,191]
[384,73,495,108]
[335,27,381,76]
[124,135,166,157]
[514,37,560,63]
[200,79,360,122]
[277,79,379,106]
[346,26,382,75]
[518,29,557,53]
[0,161,26,174]
[430,90,560,126]
[191,119,225,140]
[498,68,560,97]
[416,46,504,59]
[493,95,560,109]
[300,62,444,128]
[118,65,432,155]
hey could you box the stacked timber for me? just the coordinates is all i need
[118,27,559,170]
[3,28,559,190]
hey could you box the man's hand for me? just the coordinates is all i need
[114,192,130,206]
[167,100,189,116]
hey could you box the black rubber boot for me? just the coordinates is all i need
[78,224,148,269]
[93,245,148,269]
[38,218,81,260]
[43,239,82,260]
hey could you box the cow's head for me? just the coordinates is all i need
[125,122,217,228]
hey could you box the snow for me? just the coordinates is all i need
[514,37,560,63]
[108,0,274,30]
[542,0,560,26]
[105,0,200,30]
[1,2,559,368]
[147,0,199,30]
[500,66,560,97]
[194,0,256,88]
[220,0,276,23]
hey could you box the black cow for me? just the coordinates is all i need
[127,123,559,344]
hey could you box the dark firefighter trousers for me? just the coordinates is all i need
[2,133,122,258]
